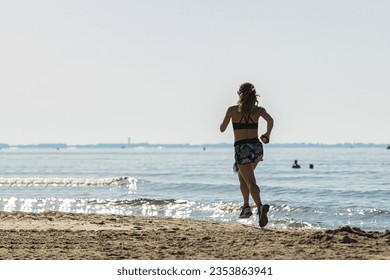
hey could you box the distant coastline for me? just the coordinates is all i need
[0,142,389,149]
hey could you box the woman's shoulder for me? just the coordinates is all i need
[254,106,266,114]
[228,105,239,113]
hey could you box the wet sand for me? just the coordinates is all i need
[0,211,389,260]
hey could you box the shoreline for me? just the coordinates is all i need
[0,211,389,260]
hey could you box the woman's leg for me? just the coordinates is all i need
[238,163,262,208]
[238,161,260,206]
[239,162,269,227]
[238,171,250,206]
[238,171,252,218]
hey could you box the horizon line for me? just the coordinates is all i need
[1,142,389,147]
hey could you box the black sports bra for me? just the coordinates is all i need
[232,115,258,130]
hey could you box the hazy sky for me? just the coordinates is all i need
[1,0,389,145]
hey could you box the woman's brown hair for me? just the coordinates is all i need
[237,82,259,116]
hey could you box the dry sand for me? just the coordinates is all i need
[0,211,389,260]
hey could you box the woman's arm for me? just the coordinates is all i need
[220,107,232,133]
[260,108,274,141]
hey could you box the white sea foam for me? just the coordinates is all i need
[0,177,137,188]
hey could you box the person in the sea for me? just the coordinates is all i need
[220,82,274,228]
[292,160,301,169]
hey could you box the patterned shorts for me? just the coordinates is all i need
[234,138,264,165]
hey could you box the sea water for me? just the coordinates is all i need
[0,146,389,232]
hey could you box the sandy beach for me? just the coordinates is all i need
[0,211,389,260]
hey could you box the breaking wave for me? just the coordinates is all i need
[0,177,136,188]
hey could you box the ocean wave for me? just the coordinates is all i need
[335,208,390,217]
[0,197,194,218]
[271,204,314,213]
[269,217,320,229]
[0,177,136,187]
[0,196,388,231]
[87,198,188,206]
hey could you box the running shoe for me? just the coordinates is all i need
[258,204,270,227]
[239,205,253,218]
